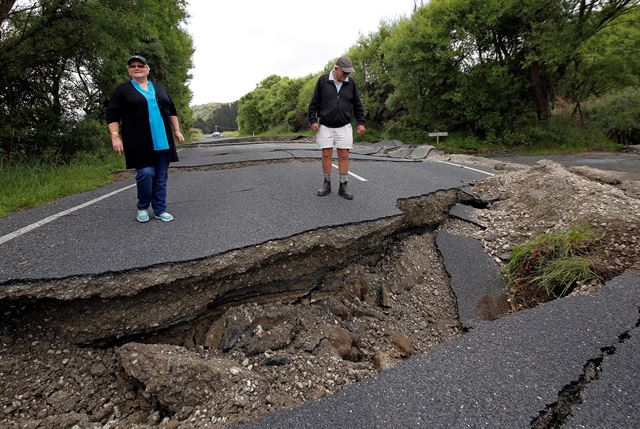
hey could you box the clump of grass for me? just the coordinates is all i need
[532,256,596,298]
[503,225,600,310]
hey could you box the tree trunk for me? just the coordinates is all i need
[571,101,586,128]
[530,58,551,121]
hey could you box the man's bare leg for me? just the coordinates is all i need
[337,148,353,200]
[317,148,333,196]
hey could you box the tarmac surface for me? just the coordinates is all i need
[0,141,490,283]
[2,139,639,427]
[436,231,505,330]
[243,271,640,428]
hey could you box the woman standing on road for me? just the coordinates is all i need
[106,55,185,223]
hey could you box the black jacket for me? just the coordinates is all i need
[106,81,179,169]
[308,73,365,128]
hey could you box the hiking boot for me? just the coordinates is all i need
[317,180,331,196]
[338,182,353,200]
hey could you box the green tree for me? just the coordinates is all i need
[238,75,282,134]
[295,74,321,131]
[0,0,193,162]
[219,0,640,144]
[270,77,305,127]
[193,101,239,133]
[348,22,396,128]
[557,5,640,123]
[238,90,267,134]
[380,0,638,139]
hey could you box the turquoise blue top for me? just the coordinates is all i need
[131,80,169,151]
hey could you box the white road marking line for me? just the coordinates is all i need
[0,184,136,245]
[0,148,186,246]
[434,160,495,176]
[331,163,368,182]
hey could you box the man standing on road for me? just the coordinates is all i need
[308,56,365,200]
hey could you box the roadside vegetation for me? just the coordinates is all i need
[503,225,602,311]
[236,1,640,153]
[0,151,124,218]
[254,126,314,138]
[0,1,193,218]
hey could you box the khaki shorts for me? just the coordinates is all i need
[316,124,353,149]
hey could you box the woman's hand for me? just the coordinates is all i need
[175,130,185,143]
[111,135,124,155]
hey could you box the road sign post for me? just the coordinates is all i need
[428,131,448,145]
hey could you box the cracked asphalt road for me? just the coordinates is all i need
[244,271,640,428]
[2,140,638,428]
[0,142,490,283]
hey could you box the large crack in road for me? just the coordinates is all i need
[0,189,483,427]
[2,155,640,428]
[532,308,640,428]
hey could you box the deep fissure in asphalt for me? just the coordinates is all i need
[531,326,638,429]
[1,189,472,346]
[1,189,483,427]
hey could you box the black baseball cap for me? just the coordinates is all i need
[127,55,148,65]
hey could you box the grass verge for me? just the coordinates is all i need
[436,122,619,155]
[0,151,125,218]
[241,125,314,137]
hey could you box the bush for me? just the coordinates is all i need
[470,115,615,154]
[378,121,430,144]
[585,87,640,145]
[285,110,307,132]
[66,119,111,156]
[189,128,204,142]
[375,114,616,155]
[438,133,491,154]
[354,126,384,143]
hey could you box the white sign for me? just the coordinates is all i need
[428,132,448,137]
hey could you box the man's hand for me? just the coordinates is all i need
[175,131,185,144]
[357,124,366,135]
[310,123,319,132]
[111,136,124,155]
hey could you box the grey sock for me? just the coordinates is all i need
[340,174,348,183]
[323,173,331,182]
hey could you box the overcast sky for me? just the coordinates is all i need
[187,0,417,105]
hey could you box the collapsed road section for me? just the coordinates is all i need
[2,157,640,428]
[0,189,484,428]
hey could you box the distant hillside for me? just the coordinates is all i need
[192,101,239,133]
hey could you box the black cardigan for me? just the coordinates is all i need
[106,81,179,169]
[308,74,365,128]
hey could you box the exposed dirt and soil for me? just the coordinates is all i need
[472,160,640,282]
[1,157,639,428]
